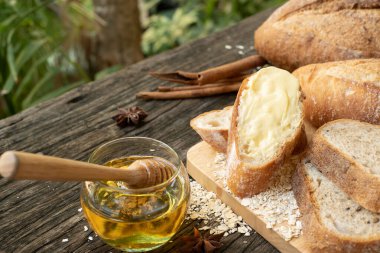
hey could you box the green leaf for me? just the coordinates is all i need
[22,70,55,109]
[6,30,18,84]
[13,53,52,102]
[15,39,46,69]
[29,80,84,107]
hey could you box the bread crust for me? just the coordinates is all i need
[254,0,380,71]
[293,159,380,252]
[293,59,380,127]
[309,119,380,213]
[190,107,232,153]
[226,78,303,197]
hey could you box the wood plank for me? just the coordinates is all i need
[0,8,278,253]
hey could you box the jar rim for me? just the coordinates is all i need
[88,137,181,193]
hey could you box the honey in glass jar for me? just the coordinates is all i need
[80,138,190,252]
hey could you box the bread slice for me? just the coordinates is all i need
[309,119,380,213]
[254,0,380,71]
[293,59,380,127]
[191,105,307,154]
[226,66,303,197]
[293,158,380,253]
[190,106,232,153]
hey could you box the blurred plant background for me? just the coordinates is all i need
[0,0,284,118]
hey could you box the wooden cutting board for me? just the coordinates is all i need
[186,122,316,253]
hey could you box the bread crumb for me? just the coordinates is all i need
[62,238,69,242]
[84,225,88,232]
[88,236,93,241]
[238,50,244,55]
[225,45,232,50]
[236,45,244,49]
[78,208,82,212]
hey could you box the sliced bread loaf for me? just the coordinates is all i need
[309,119,380,213]
[190,106,232,153]
[293,158,380,252]
[293,59,380,127]
[227,67,303,197]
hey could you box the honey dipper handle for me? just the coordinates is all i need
[0,151,147,184]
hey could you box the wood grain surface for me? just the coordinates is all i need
[0,8,277,253]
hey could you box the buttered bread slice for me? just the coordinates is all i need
[227,67,303,197]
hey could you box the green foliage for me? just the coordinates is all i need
[0,0,284,119]
[0,0,94,118]
[142,0,285,56]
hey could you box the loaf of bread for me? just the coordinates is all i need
[190,106,232,153]
[293,59,380,127]
[309,119,380,213]
[293,158,380,253]
[254,0,380,71]
[226,67,303,197]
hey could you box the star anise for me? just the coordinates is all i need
[178,227,223,253]
[112,106,148,127]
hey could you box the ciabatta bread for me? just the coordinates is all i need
[293,59,380,127]
[309,119,380,213]
[293,158,380,253]
[254,0,380,71]
[226,67,303,197]
[190,106,232,153]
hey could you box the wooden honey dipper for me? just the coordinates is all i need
[0,151,174,188]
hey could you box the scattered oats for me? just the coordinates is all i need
[250,46,254,50]
[78,208,82,212]
[238,50,245,55]
[149,149,155,151]
[84,226,88,232]
[187,179,251,236]
[225,45,232,49]
[88,236,93,241]
[296,220,302,230]
[211,153,303,241]
[243,240,248,243]
[236,45,244,49]
[245,232,250,236]
[238,226,248,234]
[62,238,69,242]
[241,198,250,207]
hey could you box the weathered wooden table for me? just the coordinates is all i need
[0,9,280,253]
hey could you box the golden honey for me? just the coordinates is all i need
[81,156,189,252]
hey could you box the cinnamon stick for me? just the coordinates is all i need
[150,55,266,85]
[137,83,241,100]
[158,81,239,92]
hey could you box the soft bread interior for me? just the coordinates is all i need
[320,121,380,175]
[196,107,232,129]
[238,67,302,164]
[303,160,380,237]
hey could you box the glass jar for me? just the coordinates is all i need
[80,137,190,252]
